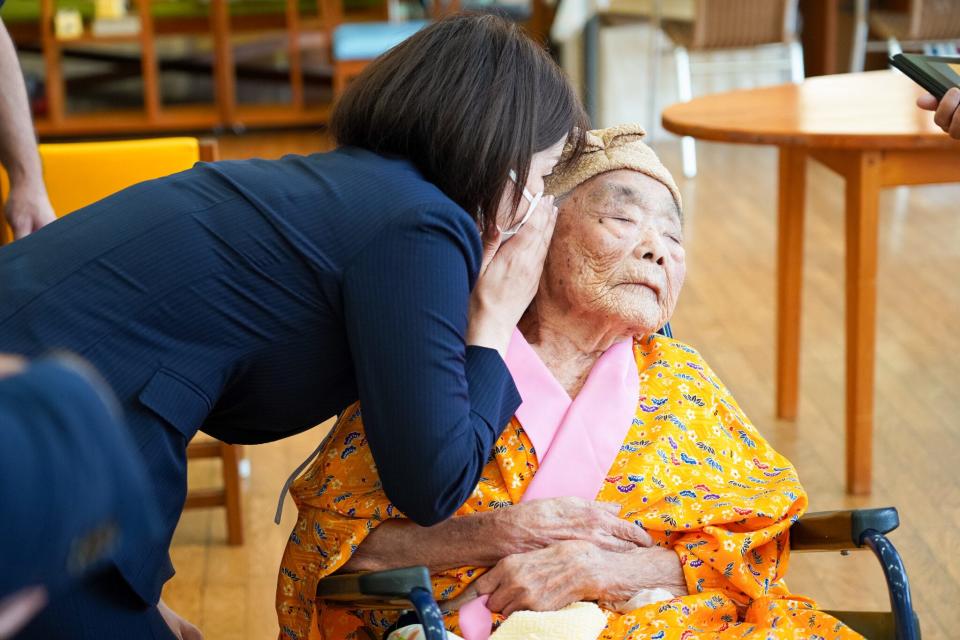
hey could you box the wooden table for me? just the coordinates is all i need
[663,70,960,495]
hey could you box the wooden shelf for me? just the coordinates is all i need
[34,105,219,136]
[232,103,332,126]
[50,33,144,46]
[30,0,332,137]
[33,103,331,137]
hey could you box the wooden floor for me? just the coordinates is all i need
[163,131,960,639]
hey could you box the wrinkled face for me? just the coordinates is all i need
[541,170,685,334]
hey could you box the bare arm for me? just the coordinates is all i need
[342,512,508,573]
[591,545,687,604]
[341,497,653,574]
[0,18,54,239]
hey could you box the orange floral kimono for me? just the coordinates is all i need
[277,334,862,640]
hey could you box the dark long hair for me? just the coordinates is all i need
[331,13,588,235]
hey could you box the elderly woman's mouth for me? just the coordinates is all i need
[617,281,660,297]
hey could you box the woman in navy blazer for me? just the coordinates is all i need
[0,13,587,639]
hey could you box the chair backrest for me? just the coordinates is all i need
[317,0,446,39]
[0,137,218,245]
[909,0,960,41]
[690,0,797,50]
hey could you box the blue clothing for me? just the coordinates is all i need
[0,359,161,602]
[14,568,175,640]
[0,147,521,606]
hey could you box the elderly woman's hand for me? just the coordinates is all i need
[918,88,960,139]
[341,497,650,575]
[473,541,687,617]
[473,540,603,616]
[494,497,653,554]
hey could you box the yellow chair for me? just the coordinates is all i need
[0,137,246,546]
[0,137,218,244]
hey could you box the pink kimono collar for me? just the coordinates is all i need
[459,329,640,639]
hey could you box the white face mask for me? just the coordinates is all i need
[498,169,544,238]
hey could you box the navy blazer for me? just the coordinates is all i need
[0,358,161,601]
[0,147,521,604]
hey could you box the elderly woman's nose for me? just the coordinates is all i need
[632,230,666,266]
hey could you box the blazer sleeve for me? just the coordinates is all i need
[0,358,161,599]
[341,205,521,526]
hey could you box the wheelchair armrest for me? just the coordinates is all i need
[790,507,899,551]
[316,566,433,604]
[316,566,448,639]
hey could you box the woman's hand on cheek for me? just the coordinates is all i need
[466,195,558,357]
[472,540,601,617]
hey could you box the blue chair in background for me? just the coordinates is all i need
[320,0,552,96]
[319,0,446,96]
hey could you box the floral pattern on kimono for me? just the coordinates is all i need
[276,335,862,640]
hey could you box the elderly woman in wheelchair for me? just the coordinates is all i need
[276,125,867,640]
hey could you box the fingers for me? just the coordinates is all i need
[182,621,204,640]
[483,576,531,617]
[500,593,533,618]
[950,110,960,140]
[591,502,652,547]
[507,195,557,250]
[610,517,654,547]
[11,219,30,241]
[472,566,500,597]
[534,196,558,246]
[592,536,641,553]
[595,501,622,515]
[474,560,525,615]
[479,227,502,275]
[934,87,960,133]
[157,599,200,640]
[917,93,939,111]
[0,586,47,638]
[0,354,27,379]
[4,203,32,241]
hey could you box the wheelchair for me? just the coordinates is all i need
[315,325,921,640]
[317,507,919,640]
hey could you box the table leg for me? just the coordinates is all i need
[211,0,237,127]
[799,0,839,75]
[584,15,600,126]
[845,151,881,495]
[776,146,807,420]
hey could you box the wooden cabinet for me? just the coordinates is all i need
[20,0,341,136]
